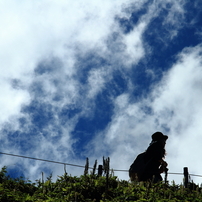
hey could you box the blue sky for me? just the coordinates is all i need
[1,0,202,184]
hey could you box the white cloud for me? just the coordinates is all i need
[0,0,139,124]
[92,44,202,184]
[123,21,146,65]
[0,80,30,124]
[155,45,202,184]
[0,0,193,184]
[0,0,141,181]
[87,67,112,99]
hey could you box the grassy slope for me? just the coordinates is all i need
[0,166,202,202]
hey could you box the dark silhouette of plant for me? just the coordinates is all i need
[1,161,202,202]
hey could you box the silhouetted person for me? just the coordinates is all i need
[129,132,168,183]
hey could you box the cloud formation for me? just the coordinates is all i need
[98,45,202,184]
[0,0,202,184]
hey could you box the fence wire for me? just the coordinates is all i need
[1,151,202,178]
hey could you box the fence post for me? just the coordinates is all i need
[98,165,103,176]
[164,168,168,183]
[84,158,89,176]
[103,157,110,189]
[42,172,44,184]
[184,167,189,188]
[64,164,67,175]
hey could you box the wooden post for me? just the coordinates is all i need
[92,160,97,175]
[105,157,110,189]
[164,168,168,183]
[98,165,103,176]
[64,164,67,175]
[42,172,44,184]
[184,167,189,188]
[84,158,89,176]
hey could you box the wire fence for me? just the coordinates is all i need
[1,151,202,179]
[0,152,91,169]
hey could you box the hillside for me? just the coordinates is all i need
[0,166,202,202]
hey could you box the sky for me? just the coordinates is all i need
[1,0,202,185]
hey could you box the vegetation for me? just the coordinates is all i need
[1,165,202,202]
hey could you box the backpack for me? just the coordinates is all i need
[129,152,147,181]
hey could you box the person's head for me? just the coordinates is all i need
[151,132,168,145]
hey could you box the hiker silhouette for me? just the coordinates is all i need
[129,132,168,183]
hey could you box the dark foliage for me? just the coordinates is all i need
[0,166,202,202]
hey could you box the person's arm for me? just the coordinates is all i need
[159,160,168,173]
